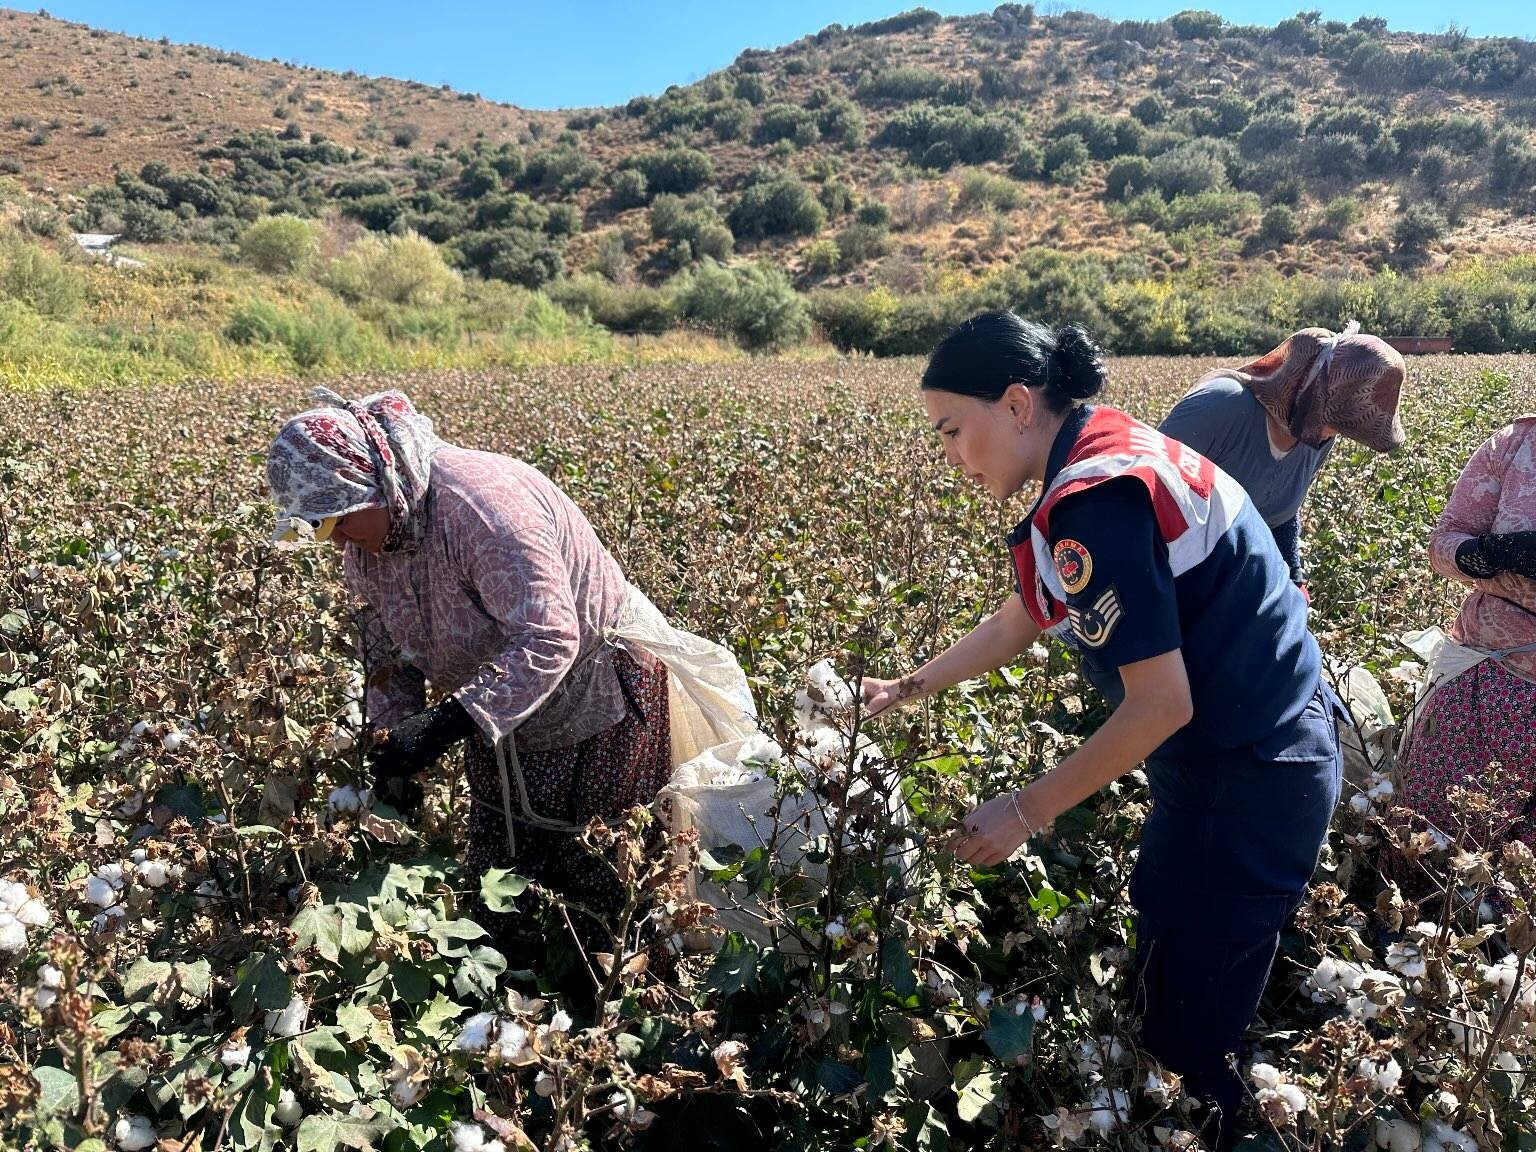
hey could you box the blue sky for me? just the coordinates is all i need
[22,1,1536,109]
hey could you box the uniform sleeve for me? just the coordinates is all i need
[447,490,582,745]
[1048,478,1182,669]
[1271,513,1304,584]
[1158,379,1243,459]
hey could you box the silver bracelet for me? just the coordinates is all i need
[1008,791,1035,838]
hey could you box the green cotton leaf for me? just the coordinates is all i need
[292,905,342,963]
[121,958,173,1002]
[228,1083,274,1152]
[30,1065,80,1118]
[981,1005,1035,1066]
[954,1056,1003,1128]
[295,1114,391,1152]
[865,1044,897,1105]
[387,960,436,1004]
[816,1058,862,1096]
[904,1102,950,1151]
[1028,884,1071,920]
[704,934,759,997]
[335,1002,376,1043]
[174,959,213,1003]
[412,994,465,1042]
[453,946,508,999]
[338,904,374,956]
[428,916,488,958]
[478,868,529,913]
[880,937,919,1000]
[231,952,292,1018]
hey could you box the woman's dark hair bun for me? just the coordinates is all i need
[1049,324,1107,401]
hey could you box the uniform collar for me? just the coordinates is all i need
[1041,404,1094,490]
[1008,404,1094,547]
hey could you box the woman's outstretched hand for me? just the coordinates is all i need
[861,675,916,718]
[949,789,1045,868]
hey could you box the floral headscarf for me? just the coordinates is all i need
[266,388,441,553]
[1214,322,1407,453]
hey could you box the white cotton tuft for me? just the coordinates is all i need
[497,1019,531,1062]
[0,916,27,954]
[274,1089,303,1126]
[1249,1062,1282,1091]
[451,1122,489,1152]
[265,995,308,1038]
[113,1114,157,1151]
[456,1011,496,1052]
[221,1042,251,1068]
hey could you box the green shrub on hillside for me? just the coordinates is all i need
[675,260,810,351]
[324,232,461,307]
[1148,139,1231,197]
[626,147,715,196]
[1042,134,1090,184]
[238,215,318,275]
[0,234,81,319]
[729,177,826,240]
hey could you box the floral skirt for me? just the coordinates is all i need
[1398,658,1536,846]
[462,648,672,950]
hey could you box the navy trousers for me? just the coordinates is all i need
[1129,683,1343,1144]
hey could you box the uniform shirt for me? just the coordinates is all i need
[1018,406,1323,760]
[1159,376,1333,582]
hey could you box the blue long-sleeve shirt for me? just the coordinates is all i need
[1159,376,1333,583]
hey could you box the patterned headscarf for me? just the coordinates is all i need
[1215,322,1407,453]
[266,388,442,553]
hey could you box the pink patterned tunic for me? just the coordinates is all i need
[1426,417,1536,683]
[345,445,633,751]
[1400,417,1536,845]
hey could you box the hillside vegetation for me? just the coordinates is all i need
[4,5,1536,372]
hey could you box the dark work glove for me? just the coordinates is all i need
[1456,531,1536,580]
[369,696,477,780]
[372,773,424,819]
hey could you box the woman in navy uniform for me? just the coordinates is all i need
[863,311,1343,1143]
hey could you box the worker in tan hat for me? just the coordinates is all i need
[1159,322,1406,600]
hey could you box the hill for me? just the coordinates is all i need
[3,5,1536,362]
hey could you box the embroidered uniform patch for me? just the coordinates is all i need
[1068,587,1124,649]
[1053,538,1093,595]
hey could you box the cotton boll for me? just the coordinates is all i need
[327,726,356,755]
[1249,1062,1282,1091]
[497,1019,531,1063]
[457,1011,496,1052]
[390,1077,425,1108]
[1423,1121,1477,1152]
[0,916,26,954]
[975,986,993,1010]
[88,867,125,903]
[824,918,847,940]
[1385,942,1428,979]
[1348,794,1374,815]
[327,785,364,814]
[1374,1117,1422,1152]
[535,1070,557,1097]
[547,1009,573,1034]
[34,986,57,1010]
[451,1122,489,1152]
[265,995,308,1038]
[737,731,784,765]
[38,964,63,989]
[221,1042,251,1068]
[113,1114,156,1151]
[274,1090,302,1127]
[135,859,171,888]
[1358,1056,1402,1094]
[91,904,127,935]
[161,730,185,753]
[1086,1087,1130,1137]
